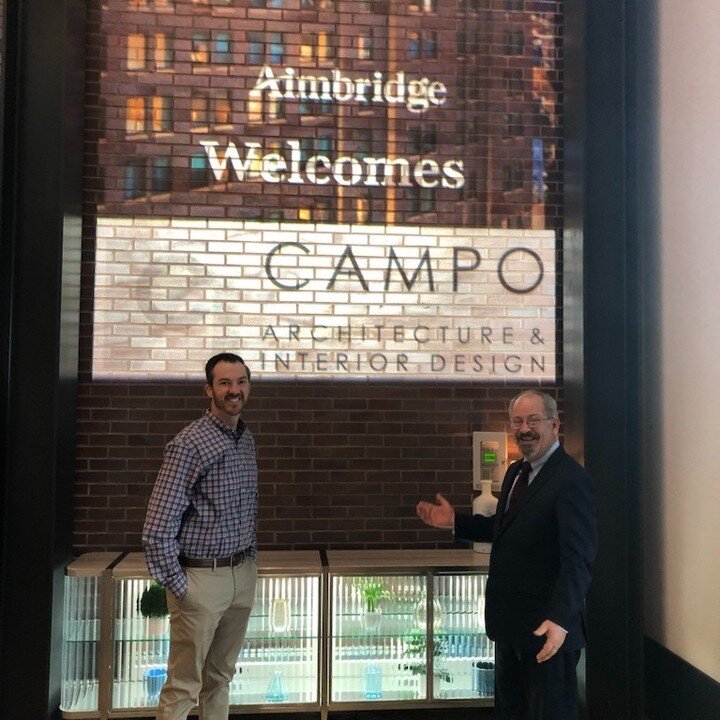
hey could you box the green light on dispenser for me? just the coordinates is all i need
[482,451,497,463]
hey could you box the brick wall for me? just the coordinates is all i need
[74,381,562,550]
[75,0,564,554]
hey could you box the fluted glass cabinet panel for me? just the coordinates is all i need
[432,573,494,699]
[60,553,120,716]
[235,574,321,705]
[330,573,428,702]
[111,551,322,713]
[112,576,170,710]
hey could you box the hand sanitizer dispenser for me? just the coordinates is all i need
[471,432,507,553]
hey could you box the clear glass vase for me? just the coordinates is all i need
[265,670,288,703]
[270,597,291,633]
[413,596,444,630]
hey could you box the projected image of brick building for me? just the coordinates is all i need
[88,0,560,229]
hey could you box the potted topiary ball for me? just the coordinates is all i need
[139,581,168,636]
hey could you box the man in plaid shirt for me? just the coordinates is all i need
[143,353,258,720]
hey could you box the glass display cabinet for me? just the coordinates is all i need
[61,549,490,718]
[109,551,323,716]
[60,552,121,718]
[326,550,492,711]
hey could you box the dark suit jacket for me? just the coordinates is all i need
[454,445,597,653]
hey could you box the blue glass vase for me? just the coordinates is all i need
[364,664,382,700]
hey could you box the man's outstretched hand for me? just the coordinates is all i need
[416,493,455,529]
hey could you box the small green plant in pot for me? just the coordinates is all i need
[139,581,168,636]
[354,578,391,633]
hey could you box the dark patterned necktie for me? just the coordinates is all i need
[507,461,532,511]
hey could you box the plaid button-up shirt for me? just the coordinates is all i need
[142,410,258,598]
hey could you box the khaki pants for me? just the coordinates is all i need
[158,559,257,720]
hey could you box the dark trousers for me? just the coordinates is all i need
[494,642,581,720]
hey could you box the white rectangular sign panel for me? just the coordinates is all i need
[92,218,556,381]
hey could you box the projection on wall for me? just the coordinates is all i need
[90,1,560,381]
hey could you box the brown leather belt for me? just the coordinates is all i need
[179,551,247,569]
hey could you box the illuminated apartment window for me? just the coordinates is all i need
[408,32,420,59]
[247,94,284,124]
[151,96,173,132]
[298,98,332,117]
[532,37,544,66]
[126,97,145,133]
[301,0,336,8]
[358,30,373,60]
[300,34,314,61]
[268,33,284,63]
[127,33,146,70]
[251,0,284,6]
[191,90,231,128]
[504,30,524,55]
[191,93,210,125]
[247,32,284,64]
[151,158,172,193]
[124,161,147,199]
[408,31,437,59]
[213,33,232,63]
[247,96,262,123]
[315,134,333,155]
[154,33,172,68]
[532,137,545,201]
[189,153,212,188]
[191,32,211,63]
[424,32,438,57]
[355,196,370,223]
[212,90,231,124]
[248,33,264,64]
[267,95,285,120]
[317,32,334,60]
[190,32,231,63]
[410,0,436,11]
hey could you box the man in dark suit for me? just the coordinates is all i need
[416,390,596,720]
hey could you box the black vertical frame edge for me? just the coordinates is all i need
[564,0,644,718]
[0,0,85,718]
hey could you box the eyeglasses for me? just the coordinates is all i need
[508,416,553,429]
